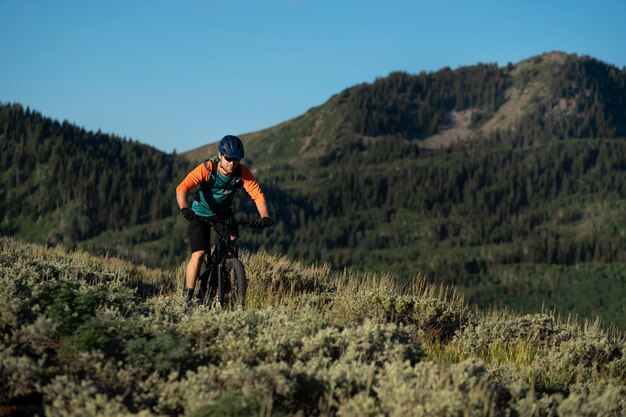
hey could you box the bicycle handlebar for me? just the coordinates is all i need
[195,216,267,229]
[234,220,265,229]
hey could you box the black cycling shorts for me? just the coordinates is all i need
[188,211,238,253]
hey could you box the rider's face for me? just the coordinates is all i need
[219,153,240,174]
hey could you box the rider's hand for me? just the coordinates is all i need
[181,208,195,222]
[259,217,273,228]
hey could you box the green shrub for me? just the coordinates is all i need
[58,312,128,364]
[329,289,469,343]
[35,281,105,335]
[374,359,512,417]
[2,238,625,417]
[123,330,194,376]
[457,313,576,355]
[188,390,270,417]
[557,381,626,416]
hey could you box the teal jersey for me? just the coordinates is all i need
[192,167,242,217]
[177,159,267,217]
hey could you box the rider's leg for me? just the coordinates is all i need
[185,217,211,304]
[185,250,207,289]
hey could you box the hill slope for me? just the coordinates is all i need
[185,52,626,328]
[1,237,624,416]
[3,51,626,330]
[0,103,194,265]
[184,51,626,167]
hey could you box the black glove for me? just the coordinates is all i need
[181,208,195,222]
[259,216,273,228]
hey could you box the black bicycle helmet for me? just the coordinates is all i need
[218,135,244,159]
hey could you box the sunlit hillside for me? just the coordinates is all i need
[1,237,624,416]
[3,51,626,331]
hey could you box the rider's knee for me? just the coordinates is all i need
[190,250,206,262]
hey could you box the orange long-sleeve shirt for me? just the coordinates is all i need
[176,160,266,217]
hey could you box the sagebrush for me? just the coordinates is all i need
[1,237,624,416]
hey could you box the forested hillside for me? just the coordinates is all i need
[186,51,626,166]
[341,52,625,142]
[0,103,190,256]
[2,51,626,328]
[235,135,626,327]
[223,52,626,328]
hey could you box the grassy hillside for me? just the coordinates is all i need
[183,97,348,168]
[3,51,626,341]
[1,237,625,416]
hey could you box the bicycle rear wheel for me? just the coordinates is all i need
[224,258,246,308]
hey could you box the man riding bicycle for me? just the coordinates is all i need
[176,135,272,304]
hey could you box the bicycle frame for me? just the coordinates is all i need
[210,227,234,306]
[197,219,260,306]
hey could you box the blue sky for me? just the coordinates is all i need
[1,0,625,153]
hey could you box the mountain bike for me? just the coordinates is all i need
[195,218,264,308]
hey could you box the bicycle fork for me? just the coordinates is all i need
[209,238,238,307]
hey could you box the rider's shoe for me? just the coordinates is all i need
[183,285,194,306]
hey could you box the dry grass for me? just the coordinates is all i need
[2,236,625,416]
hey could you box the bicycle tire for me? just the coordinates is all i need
[196,257,211,304]
[224,258,246,308]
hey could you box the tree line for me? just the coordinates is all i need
[339,55,626,142]
[239,135,626,284]
[0,103,190,243]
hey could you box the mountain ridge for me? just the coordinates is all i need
[183,50,626,166]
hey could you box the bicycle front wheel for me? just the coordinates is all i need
[224,258,246,308]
